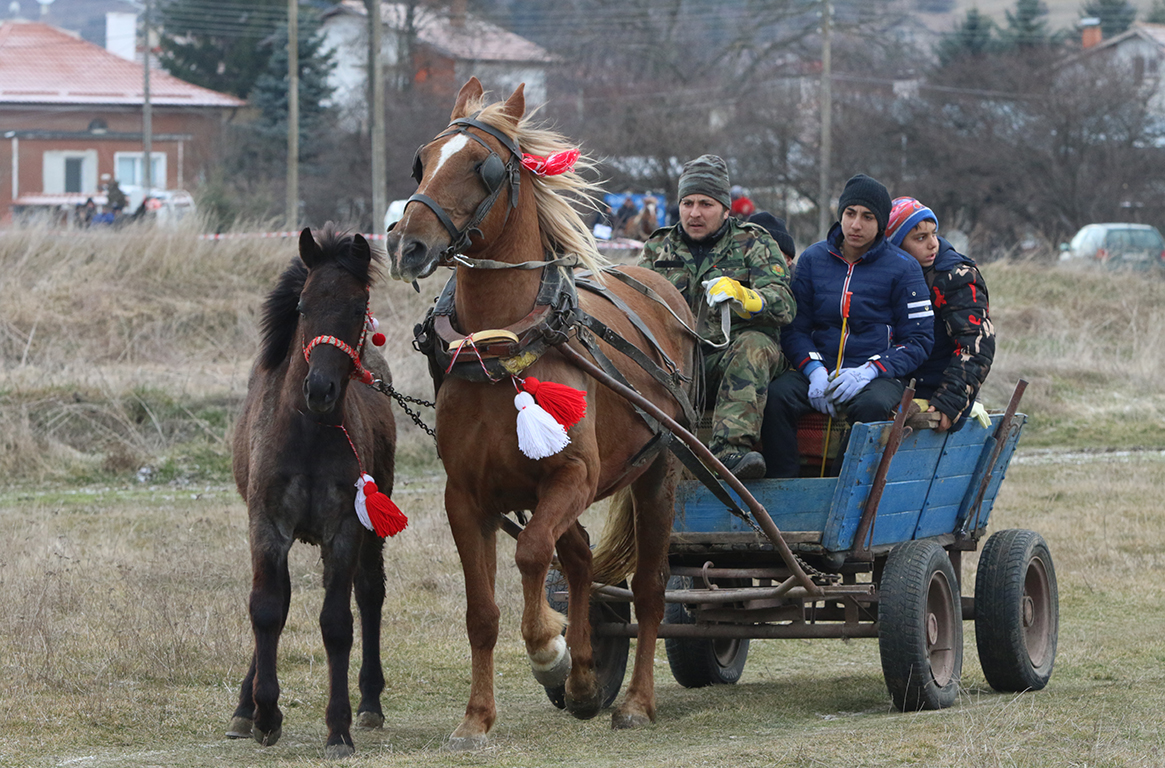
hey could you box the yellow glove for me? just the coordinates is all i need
[969,401,991,428]
[702,277,765,319]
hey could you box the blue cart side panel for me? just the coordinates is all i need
[673,413,1027,553]
[822,422,947,551]
[674,477,835,535]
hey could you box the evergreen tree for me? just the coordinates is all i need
[937,9,997,66]
[1080,0,1137,39]
[248,10,337,165]
[1002,0,1050,48]
[1146,0,1165,24]
[158,0,288,99]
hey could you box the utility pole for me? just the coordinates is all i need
[370,0,387,232]
[287,0,299,232]
[143,0,153,201]
[817,0,832,241]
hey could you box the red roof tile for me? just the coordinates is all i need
[0,21,245,108]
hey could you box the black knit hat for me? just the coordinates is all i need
[677,154,732,210]
[748,211,796,260]
[837,174,892,233]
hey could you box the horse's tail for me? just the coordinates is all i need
[591,486,637,586]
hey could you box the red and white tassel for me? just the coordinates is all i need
[522,377,587,430]
[354,473,408,537]
[367,315,386,347]
[514,391,570,459]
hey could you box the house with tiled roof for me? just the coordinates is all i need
[321,0,556,121]
[1064,21,1165,118]
[0,19,245,220]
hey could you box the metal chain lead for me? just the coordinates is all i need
[371,379,437,440]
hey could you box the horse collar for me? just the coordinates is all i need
[413,258,578,384]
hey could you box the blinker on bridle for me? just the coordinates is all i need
[402,117,523,263]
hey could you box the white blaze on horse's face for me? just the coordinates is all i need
[432,133,469,177]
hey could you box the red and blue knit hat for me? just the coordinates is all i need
[886,197,938,248]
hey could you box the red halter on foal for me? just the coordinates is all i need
[301,296,385,386]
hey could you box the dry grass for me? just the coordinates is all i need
[1,229,1164,766]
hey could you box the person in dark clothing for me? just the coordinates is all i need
[761,174,934,478]
[885,197,995,432]
[748,211,796,269]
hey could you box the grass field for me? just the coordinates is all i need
[1,224,1164,767]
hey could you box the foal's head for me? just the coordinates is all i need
[260,227,378,415]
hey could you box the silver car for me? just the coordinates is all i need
[1059,223,1165,270]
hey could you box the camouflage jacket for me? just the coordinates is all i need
[638,219,795,347]
[911,237,995,424]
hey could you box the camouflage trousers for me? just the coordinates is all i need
[703,330,787,456]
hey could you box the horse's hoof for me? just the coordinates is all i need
[325,742,355,759]
[225,716,253,739]
[355,710,384,729]
[564,684,603,721]
[253,726,282,746]
[445,733,488,751]
[611,710,652,730]
[530,635,571,688]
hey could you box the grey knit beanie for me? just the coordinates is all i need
[677,154,731,210]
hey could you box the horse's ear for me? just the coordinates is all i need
[501,83,526,121]
[351,233,371,265]
[299,227,322,267]
[451,77,484,120]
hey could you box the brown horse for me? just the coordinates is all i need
[228,227,398,758]
[385,78,696,748]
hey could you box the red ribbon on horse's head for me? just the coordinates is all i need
[521,149,580,177]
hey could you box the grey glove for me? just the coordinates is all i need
[807,366,836,417]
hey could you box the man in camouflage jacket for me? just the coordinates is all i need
[886,197,995,431]
[640,155,796,479]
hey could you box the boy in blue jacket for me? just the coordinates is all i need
[761,174,934,478]
[885,197,995,432]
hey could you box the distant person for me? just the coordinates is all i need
[106,178,127,214]
[640,154,796,479]
[730,185,756,218]
[885,196,995,432]
[762,174,933,478]
[80,197,97,227]
[748,211,796,270]
[613,195,639,237]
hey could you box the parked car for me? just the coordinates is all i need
[1059,223,1165,270]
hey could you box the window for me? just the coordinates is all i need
[41,150,98,194]
[114,151,166,189]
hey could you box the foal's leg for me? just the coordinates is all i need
[319,529,361,758]
[226,652,258,738]
[516,464,595,714]
[446,485,499,751]
[246,528,294,746]
[353,530,387,729]
[555,520,602,718]
[613,454,676,729]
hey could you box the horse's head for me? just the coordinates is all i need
[297,227,377,415]
[387,77,526,283]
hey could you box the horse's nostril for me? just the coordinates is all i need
[402,238,426,264]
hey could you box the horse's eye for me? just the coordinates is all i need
[297,301,306,315]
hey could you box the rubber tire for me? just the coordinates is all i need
[878,540,964,711]
[543,569,630,710]
[664,575,750,688]
[974,529,1058,693]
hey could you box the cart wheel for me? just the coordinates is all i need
[974,529,1058,693]
[878,540,963,711]
[664,575,750,688]
[543,569,629,710]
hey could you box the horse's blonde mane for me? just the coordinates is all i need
[464,95,608,274]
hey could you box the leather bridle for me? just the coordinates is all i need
[402,117,523,263]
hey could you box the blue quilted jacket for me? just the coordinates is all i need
[781,224,934,378]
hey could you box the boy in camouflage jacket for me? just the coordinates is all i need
[639,155,795,479]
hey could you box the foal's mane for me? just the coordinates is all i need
[258,228,380,371]
[465,96,608,273]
